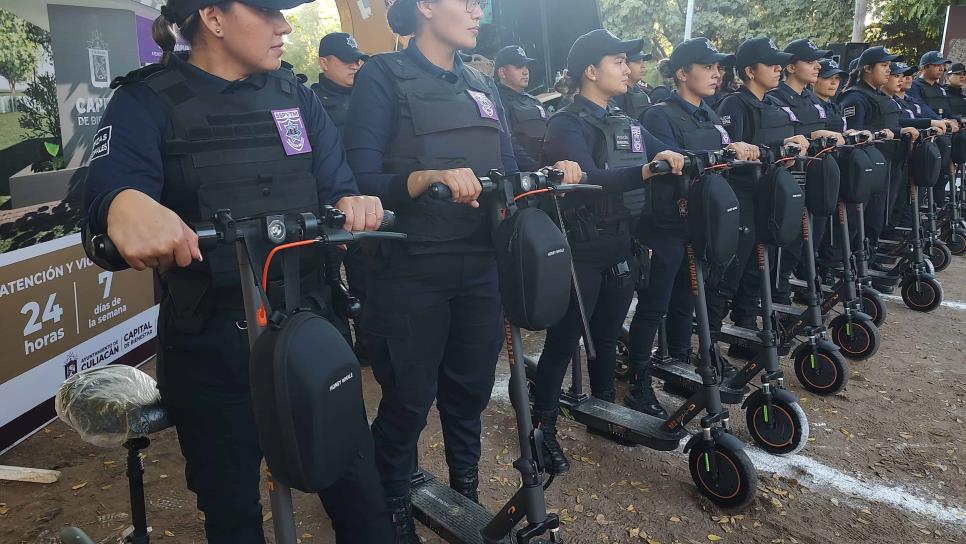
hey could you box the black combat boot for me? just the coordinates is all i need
[623,364,668,419]
[532,408,571,475]
[448,465,480,503]
[386,495,419,544]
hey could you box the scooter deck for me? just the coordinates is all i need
[411,471,512,544]
[651,361,747,404]
[718,323,762,344]
[771,302,802,317]
[788,277,837,295]
[562,395,686,451]
[866,269,900,282]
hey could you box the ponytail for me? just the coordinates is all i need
[152,12,178,52]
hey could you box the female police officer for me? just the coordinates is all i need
[342,1,580,540]
[81,1,393,542]
[713,37,809,335]
[533,29,685,470]
[628,37,758,418]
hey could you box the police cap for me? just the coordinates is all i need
[890,62,917,77]
[567,29,644,79]
[669,38,734,72]
[818,59,847,79]
[735,37,794,73]
[919,50,951,67]
[628,50,654,62]
[783,39,833,62]
[318,32,369,62]
[161,0,312,25]
[857,46,902,68]
[950,62,966,74]
[495,45,536,68]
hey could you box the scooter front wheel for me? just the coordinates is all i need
[830,315,880,361]
[860,290,887,327]
[900,276,943,312]
[948,230,966,256]
[928,241,952,272]
[689,440,758,509]
[745,395,810,455]
[792,344,848,395]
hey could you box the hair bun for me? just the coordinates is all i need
[388,0,418,36]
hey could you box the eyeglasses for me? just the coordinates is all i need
[465,0,489,13]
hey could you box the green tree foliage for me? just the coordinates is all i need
[282,2,343,81]
[866,0,965,61]
[18,73,59,140]
[0,9,42,112]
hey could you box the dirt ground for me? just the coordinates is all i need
[2,257,966,544]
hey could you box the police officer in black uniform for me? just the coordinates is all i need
[311,32,369,133]
[342,1,581,540]
[909,51,954,119]
[534,28,685,468]
[495,45,549,171]
[82,2,393,542]
[947,62,966,117]
[713,37,809,334]
[839,46,918,260]
[628,37,757,417]
[612,49,654,120]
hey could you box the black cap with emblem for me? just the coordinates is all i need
[495,45,536,68]
[161,0,312,26]
[567,29,644,80]
[783,39,833,62]
[818,58,847,79]
[669,37,734,72]
[735,37,794,74]
[890,62,917,77]
[857,46,902,68]
[918,51,951,68]
[950,62,966,75]
[318,32,369,62]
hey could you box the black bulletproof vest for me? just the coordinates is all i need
[312,77,350,133]
[128,53,319,288]
[615,88,651,120]
[894,96,918,121]
[376,51,503,251]
[914,79,952,117]
[842,85,901,131]
[724,91,795,194]
[946,86,966,117]
[645,99,729,227]
[501,87,549,162]
[821,99,847,132]
[768,85,829,136]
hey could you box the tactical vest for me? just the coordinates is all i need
[615,88,651,120]
[767,86,829,136]
[821,99,847,133]
[117,53,320,289]
[646,99,730,227]
[894,96,917,121]
[842,84,901,132]
[946,86,966,117]
[914,79,952,117]
[724,91,796,194]
[375,51,503,252]
[312,77,350,133]
[554,101,648,226]
[501,88,549,162]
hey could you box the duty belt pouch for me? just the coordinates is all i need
[160,267,214,334]
[634,241,652,289]
[494,207,573,331]
[608,259,633,288]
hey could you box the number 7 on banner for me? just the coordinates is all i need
[98,271,113,300]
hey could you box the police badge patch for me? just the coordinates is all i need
[467,90,500,121]
[720,115,732,127]
[843,106,856,118]
[272,108,313,156]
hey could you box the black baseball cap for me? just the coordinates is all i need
[951,62,966,74]
[919,51,951,67]
[890,62,916,77]
[857,46,902,67]
[495,45,536,68]
[783,39,833,62]
[669,37,734,71]
[848,58,859,72]
[161,0,311,25]
[318,32,369,62]
[818,58,847,79]
[567,29,644,79]
[735,37,794,72]
[628,50,654,62]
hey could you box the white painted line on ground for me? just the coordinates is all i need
[746,449,966,525]
[881,293,966,311]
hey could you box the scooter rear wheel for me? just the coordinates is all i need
[792,344,849,395]
[900,277,943,312]
[860,291,887,327]
[948,231,966,256]
[928,241,952,272]
[830,315,879,361]
[745,396,810,455]
[689,439,758,509]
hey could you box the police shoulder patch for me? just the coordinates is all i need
[720,115,732,127]
[90,125,112,162]
[843,106,856,118]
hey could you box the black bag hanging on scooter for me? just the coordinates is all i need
[755,166,805,248]
[864,145,889,195]
[804,155,841,217]
[837,148,875,204]
[687,172,740,268]
[952,131,966,164]
[936,134,953,174]
[249,307,365,492]
[910,139,943,188]
[494,207,573,330]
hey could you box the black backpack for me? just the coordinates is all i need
[755,166,805,248]
[494,207,573,330]
[837,148,876,203]
[952,131,966,164]
[249,311,365,492]
[865,145,889,195]
[687,172,740,267]
[804,155,841,217]
[936,134,953,174]
[910,139,943,188]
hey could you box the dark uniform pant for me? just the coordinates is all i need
[706,193,759,331]
[157,304,392,544]
[363,249,504,498]
[628,227,693,366]
[533,240,636,412]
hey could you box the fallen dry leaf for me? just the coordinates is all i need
[708,534,723,541]
[71,482,87,490]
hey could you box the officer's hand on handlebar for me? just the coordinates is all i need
[643,150,686,179]
[878,128,895,140]
[946,120,960,133]
[726,142,760,161]
[336,195,384,232]
[408,168,481,208]
[551,160,585,185]
[900,127,920,142]
[783,135,810,156]
[811,130,846,146]
[106,189,202,272]
[928,120,947,135]
[845,129,874,141]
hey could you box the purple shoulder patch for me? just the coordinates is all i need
[781,106,800,123]
[467,90,500,121]
[630,125,644,153]
[272,108,312,156]
[714,124,731,144]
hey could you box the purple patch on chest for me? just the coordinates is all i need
[781,106,800,122]
[467,90,500,121]
[814,104,827,119]
[272,108,312,156]
[630,125,644,153]
[714,124,732,144]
